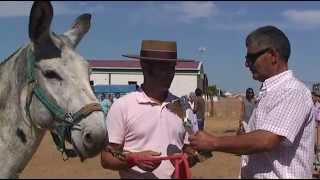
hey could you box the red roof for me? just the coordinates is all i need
[88,59,200,70]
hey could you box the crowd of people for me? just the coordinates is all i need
[100,92,121,116]
[97,25,319,179]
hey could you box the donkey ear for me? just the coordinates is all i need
[63,13,91,48]
[28,1,53,44]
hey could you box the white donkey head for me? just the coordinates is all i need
[26,1,107,160]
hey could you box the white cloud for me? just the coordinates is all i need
[234,8,248,16]
[198,47,207,52]
[209,9,320,32]
[208,21,289,32]
[0,2,32,17]
[0,2,105,17]
[162,2,217,23]
[283,10,320,26]
[51,2,105,15]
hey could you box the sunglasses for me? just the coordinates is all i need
[313,92,320,98]
[245,48,271,66]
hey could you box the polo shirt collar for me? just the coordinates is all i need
[136,87,177,105]
[261,70,293,92]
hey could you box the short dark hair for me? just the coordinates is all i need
[246,25,291,62]
[246,88,254,94]
[195,88,203,96]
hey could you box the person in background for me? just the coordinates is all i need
[189,25,315,178]
[187,92,198,132]
[237,88,257,135]
[101,93,112,116]
[193,88,206,131]
[181,95,199,133]
[113,92,121,102]
[108,93,114,104]
[312,83,320,177]
[188,92,196,110]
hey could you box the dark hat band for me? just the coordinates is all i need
[140,50,177,60]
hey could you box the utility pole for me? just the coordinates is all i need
[198,46,207,93]
[198,47,206,62]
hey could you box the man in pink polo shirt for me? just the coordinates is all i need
[100,40,197,179]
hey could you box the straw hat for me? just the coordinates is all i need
[122,40,177,62]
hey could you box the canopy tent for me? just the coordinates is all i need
[93,84,137,94]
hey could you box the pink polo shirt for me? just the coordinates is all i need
[106,89,188,179]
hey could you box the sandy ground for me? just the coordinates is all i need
[20,97,242,179]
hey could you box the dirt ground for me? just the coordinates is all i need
[20,97,242,179]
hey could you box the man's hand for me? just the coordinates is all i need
[236,124,245,135]
[182,145,200,167]
[189,131,216,151]
[125,150,162,172]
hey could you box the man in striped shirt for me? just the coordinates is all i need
[189,25,315,178]
[312,83,320,177]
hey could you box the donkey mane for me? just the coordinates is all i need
[0,46,24,66]
[0,44,29,115]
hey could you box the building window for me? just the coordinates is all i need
[128,81,137,85]
[89,80,94,92]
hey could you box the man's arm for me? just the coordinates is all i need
[100,143,131,171]
[189,130,283,155]
[193,98,199,114]
[182,144,199,167]
[236,100,245,135]
[101,143,162,172]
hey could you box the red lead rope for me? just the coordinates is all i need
[126,153,191,179]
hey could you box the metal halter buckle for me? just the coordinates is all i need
[64,112,75,124]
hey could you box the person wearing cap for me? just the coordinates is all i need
[100,40,197,179]
[189,25,315,178]
[312,83,320,176]
[237,88,257,135]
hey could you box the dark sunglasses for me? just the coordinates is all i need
[245,48,271,66]
[313,92,320,98]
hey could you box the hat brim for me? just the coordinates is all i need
[122,54,177,62]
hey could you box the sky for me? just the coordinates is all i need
[0,1,319,93]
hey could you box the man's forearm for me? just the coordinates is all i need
[212,130,281,155]
[238,113,244,125]
[101,151,131,171]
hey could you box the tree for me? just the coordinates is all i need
[206,84,218,117]
[207,85,218,98]
[220,90,226,97]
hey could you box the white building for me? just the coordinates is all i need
[89,59,208,97]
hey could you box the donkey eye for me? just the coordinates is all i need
[43,70,63,81]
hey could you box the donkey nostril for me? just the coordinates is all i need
[84,133,93,143]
